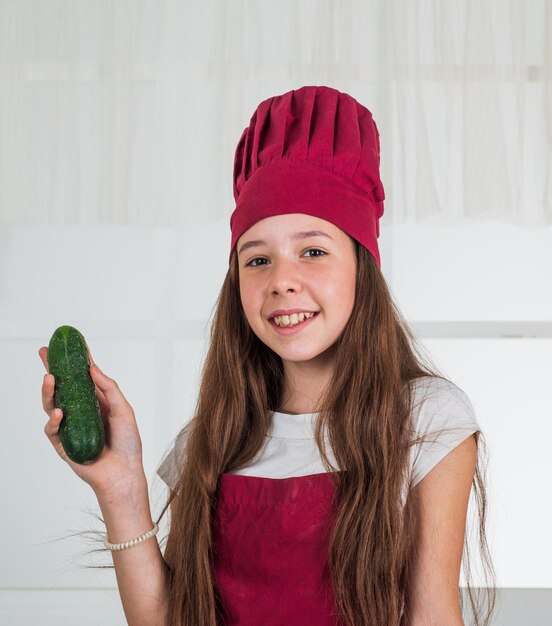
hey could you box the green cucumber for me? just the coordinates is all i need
[47,325,105,464]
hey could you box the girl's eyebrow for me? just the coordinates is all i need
[238,230,333,256]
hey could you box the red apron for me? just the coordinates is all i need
[212,471,341,625]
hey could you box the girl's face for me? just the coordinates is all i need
[237,213,357,366]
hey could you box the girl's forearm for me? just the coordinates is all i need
[97,478,169,626]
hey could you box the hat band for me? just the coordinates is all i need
[229,159,381,267]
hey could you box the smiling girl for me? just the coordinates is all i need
[156,86,496,625]
[40,85,496,626]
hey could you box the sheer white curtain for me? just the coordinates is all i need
[0,0,549,228]
[387,0,551,227]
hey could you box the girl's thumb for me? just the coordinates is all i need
[91,364,126,407]
[91,363,105,378]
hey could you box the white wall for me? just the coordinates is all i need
[394,217,552,586]
[0,222,226,623]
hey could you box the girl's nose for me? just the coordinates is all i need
[267,261,303,293]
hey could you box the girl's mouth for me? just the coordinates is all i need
[268,312,319,335]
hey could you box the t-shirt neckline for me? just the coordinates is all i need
[269,410,322,440]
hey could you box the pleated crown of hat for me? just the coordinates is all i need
[229,85,385,267]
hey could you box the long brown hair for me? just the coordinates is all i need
[154,238,497,625]
[83,238,497,625]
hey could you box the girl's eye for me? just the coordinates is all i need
[245,248,326,267]
[304,248,326,258]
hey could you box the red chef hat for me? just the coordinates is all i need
[229,85,385,267]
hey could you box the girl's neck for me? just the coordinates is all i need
[279,363,334,416]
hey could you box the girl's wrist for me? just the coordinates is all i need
[94,470,149,510]
[100,502,155,547]
[95,477,154,545]
[91,459,146,494]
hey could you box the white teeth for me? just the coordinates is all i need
[273,312,315,327]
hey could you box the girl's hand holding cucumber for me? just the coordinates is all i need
[39,325,146,499]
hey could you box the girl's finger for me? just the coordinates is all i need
[94,386,110,418]
[85,343,95,367]
[82,343,110,412]
[42,373,55,416]
[38,347,49,373]
[44,409,75,465]
[89,364,130,412]
[88,366,109,416]
[44,407,63,438]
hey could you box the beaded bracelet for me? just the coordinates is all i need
[103,521,160,551]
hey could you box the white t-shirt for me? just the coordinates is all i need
[156,376,480,495]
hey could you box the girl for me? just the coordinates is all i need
[40,85,496,626]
